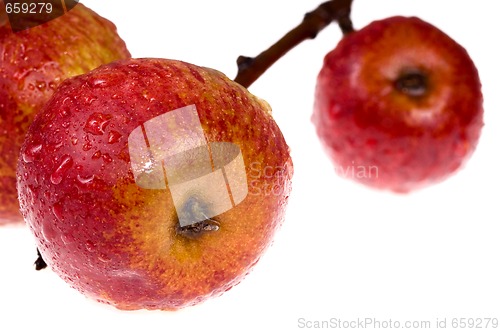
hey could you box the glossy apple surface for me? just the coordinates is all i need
[17,58,293,310]
[313,16,483,192]
[0,2,130,224]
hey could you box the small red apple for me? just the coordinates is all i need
[0,2,130,224]
[313,16,483,192]
[17,58,293,310]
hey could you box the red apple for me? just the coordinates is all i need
[17,58,293,310]
[0,2,130,224]
[313,16,483,192]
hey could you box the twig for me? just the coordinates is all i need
[234,0,354,88]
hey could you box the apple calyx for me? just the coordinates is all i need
[175,196,221,239]
[395,69,429,98]
[176,219,220,240]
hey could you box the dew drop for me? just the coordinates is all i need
[26,184,38,196]
[47,141,63,153]
[84,96,97,105]
[97,253,111,263]
[85,240,96,252]
[52,202,64,221]
[83,143,92,151]
[92,150,102,159]
[71,137,78,145]
[84,113,112,135]
[50,155,73,185]
[102,153,113,163]
[59,108,70,117]
[22,143,43,163]
[41,222,56,243]
[60,234,70,245]
[77,174,94,184]
[90,78,108,88]
[16,79,25,90]
[108,130,122,144]
[35,80,47,92]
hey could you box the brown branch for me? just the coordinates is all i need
[234,0,354,88]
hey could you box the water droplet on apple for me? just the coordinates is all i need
[92,150,101,159]
[41,222,56,243]
[35,80,47,92]
[102,153,113,163]
[84,113,112,135]
[59,108,70,117]
[61,233,74,245]
[84,96,97,105]
[26,184,37,197]
[23,143,43,163]
[16,78,25,90]
[52,202,64,221]
[108,130,122,144]
[50,155,73,185]
[47,141,64,153]
[71,137,78,145]
[90,78,108,88]
[77,174,95,184]
[83,143,92,151]
[85,240,96,252]
[97,253,111,263]
[141,91,156,102]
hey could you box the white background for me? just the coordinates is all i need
[1,0,499,331]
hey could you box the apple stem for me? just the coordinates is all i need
[35,248,47,271]
[234,0,354,88]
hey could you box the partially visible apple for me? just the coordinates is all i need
[17,58,293,310]
[313,16,483,192]
[0,2,130,224]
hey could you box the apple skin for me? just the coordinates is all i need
[313,16,483,192]
[17,58,293,310]
[0,2,130,224]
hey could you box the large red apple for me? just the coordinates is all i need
[313,16,483,192]
[0,2,130,224]
[17,58,293,310]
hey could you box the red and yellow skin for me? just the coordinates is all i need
[18,58,293,310]
[0,2,130,224]
[313,16,483,193]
